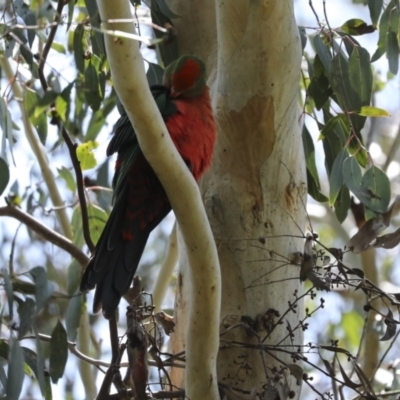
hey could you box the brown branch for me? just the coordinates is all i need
[37,0,65,91]
[37,0,95,253]
[60,129,95,253]
[24,333,180,370]
[97,314,121,399]
[0,205,88,266]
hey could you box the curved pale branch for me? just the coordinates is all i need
[0,206,88,266]
[96,1,221,399]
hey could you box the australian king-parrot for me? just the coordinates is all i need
[80,55,217,319]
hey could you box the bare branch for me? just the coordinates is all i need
[0,205,88,266]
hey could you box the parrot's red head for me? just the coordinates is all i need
[163,55,206,98]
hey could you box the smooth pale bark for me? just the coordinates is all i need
[96,1,221,399]
[168,1,306,397]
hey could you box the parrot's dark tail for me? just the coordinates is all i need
[80,233,148,319]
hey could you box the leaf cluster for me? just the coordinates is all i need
[300,2,399,224]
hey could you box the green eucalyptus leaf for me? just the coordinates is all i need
[84,0,105,55]
[73,25,85,74]
[7,337,24,400]
[49,321,68,383]
[28,266,54,312]
[349,46,372,106]
[87,204,109,245]
[17,298,35,339]
[335,186,351,223]
[302,125,319,183]
[330,52,361,112]
[22,11,36,47]
[344,160,391,212]
[368,0,383,26]
[321,114,350,179]
[2,268,13,320]
[0,157,10,196]
[313,34,332,72]
[66,295,83,342]
[371,0,393,62]
[25,88,48,145]
[357,106,390,117]
[306,169,328,202]
[329,149,349,205]
[57,166,76,193]
[387,30,399,74]
[84,62,102,111]
[361,166,391,213]
[348,136,368,168]
[67,260,81,296]
[343,156,363,197]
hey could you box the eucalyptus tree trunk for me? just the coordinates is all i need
[168,1,306,397]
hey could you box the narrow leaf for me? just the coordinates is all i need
[306,170,328,202]
[28,266,54,312]
[2,268,14,320]
[66,295,83,341]
[322,116,349,177]
[49,321,68,383]
[387,30,399,75]
[337,358,362,389]
[84,62,101,111]
[73,25,85,74]
[348,136,368,168]
[313,35,332,72]
[358,105,390,117]
[368,0,383,26]
[17,298,35,339]
[371,0,393,62]
[22,11,36,47]
[7,337,25,400]
[0,157,10,195]
[302,125,319,183]
[329,149,349,205]
[349,46,372,106]
[67,260,82,296]
[335,186,351,223]
[330,52,361,112]
[57,166,76,192]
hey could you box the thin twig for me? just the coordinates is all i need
[37,0,64,90]
[0,205,88,266]
[36,0,95,253]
